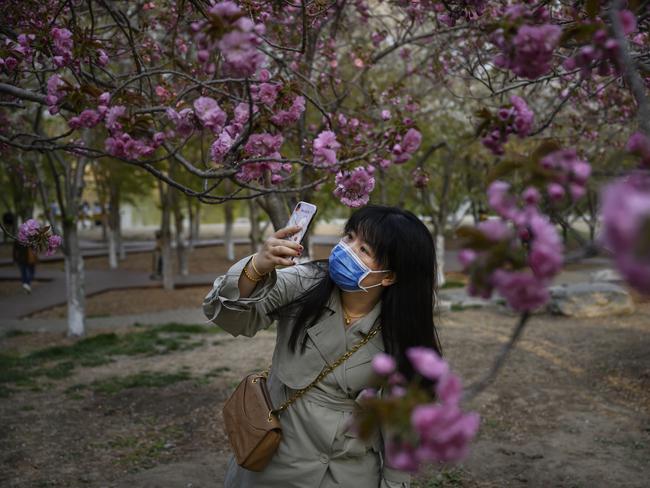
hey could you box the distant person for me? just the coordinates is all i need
[2,211,15,243]
[13,240,37,293]
[150,230,163,280]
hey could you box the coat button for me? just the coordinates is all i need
[319,453,329,464]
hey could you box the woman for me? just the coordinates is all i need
[203,205,442,488]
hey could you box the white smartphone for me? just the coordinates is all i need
[286,201,317,245]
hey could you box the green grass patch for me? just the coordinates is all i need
[3,329,32,338]
[440,280,466,289]
[90,371,191,395]
[413,467,465,487]
[0,323,219,396]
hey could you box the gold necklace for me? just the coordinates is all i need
[341,302,368,326]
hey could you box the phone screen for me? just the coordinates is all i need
[286,201,317,245]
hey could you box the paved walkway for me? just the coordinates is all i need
[0,236,380,328]
[1,234,608,334]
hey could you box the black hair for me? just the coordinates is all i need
[272,205,442,381]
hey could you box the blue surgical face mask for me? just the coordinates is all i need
[328,240,391,293]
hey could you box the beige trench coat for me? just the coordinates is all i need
[203,255,411,488]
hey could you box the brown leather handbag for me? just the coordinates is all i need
[222,325,381,472]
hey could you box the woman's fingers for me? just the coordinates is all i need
[267,237,303,252]
[270,245,301,259]
[273,225,302,240]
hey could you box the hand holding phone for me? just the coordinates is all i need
[285,201,317,245]
[253,202,318,270]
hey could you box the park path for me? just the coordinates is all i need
[6,236,464,332]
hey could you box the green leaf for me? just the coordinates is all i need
[585,0,601,19]
[487,159,525,182]
[531,140,562,164]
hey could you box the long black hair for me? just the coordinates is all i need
[272,205,442,381]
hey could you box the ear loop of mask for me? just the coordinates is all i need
[339,240,391,293]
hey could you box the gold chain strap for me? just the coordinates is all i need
[269,324,381,417]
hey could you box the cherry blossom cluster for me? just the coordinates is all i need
[17,219,63,256]
[237,133,292,184]
[539,149,592,202]
[626,132,650,168]
[353,348,479,471]
[491,6,561,80]
[599,171,650,294]
[437,0,488,27]
[0,34,34,72]
[598,132,650,295]
[480,95,534,155]
[563,10,638,79]
[459,180,567,312]
[190,1,266,76]
[51,27,74,68]
[333,166,376,208]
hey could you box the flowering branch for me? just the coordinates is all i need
[462,312,531,403]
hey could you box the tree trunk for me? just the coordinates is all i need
[224,201,235,261]
[117,205,126,260]
[107,227,118,269]
[260,192,288,231]
[174,203,189,276]
[159,183,174,290]
[248,197,261,254]
[63,220,86,336]
[435,233,446,288]
[187,197,200,251]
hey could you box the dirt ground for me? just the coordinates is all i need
[1,301,649,488]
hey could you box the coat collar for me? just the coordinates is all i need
[324,287,382,337]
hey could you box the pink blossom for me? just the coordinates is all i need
[210,131,234,163]
[393,128,422,164]
[18,219,40,243]
[233,102,258,126]
[152,132,166,147]
[166,108,195,137]
[236,133,290,184]
[405,347,449,380]
[385,440,419,472]
[494,24,561,79]
[97,49,109,66]
[105,132,155,159]
[105,106,127,131]
[599,173,650,294]
[401,128,422,153]
[547,182,565,201]
[46,75,66,114]
[458,249,477,269]
[410,405,480,463]
[510,95,534,136]
[193,97,226,134]
[255,83,281,106]
[51,27,73,65]
[371,353,396,376]
[487,180,517,218]
[270,96,305,125]
[313,130,341,168]
[381,109,391,121]
[491,269,550,311]
[619,10,637,35]
[522,186,541,205]
[626,132,650,168]
[435,372,463,405]
[209,0,241,17]
[46,234,63,256]
[477,219,512,242]
[333,167,375,207]
[68,109,102,129]
[217,19,265,77]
